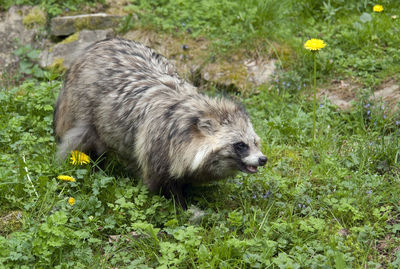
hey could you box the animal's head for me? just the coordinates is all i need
[190,98,267,178]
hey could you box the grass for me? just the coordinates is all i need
[126,0,400,86]
[1,71,400,268]
[1,0,400,268]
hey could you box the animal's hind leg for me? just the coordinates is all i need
[56,121,106,162]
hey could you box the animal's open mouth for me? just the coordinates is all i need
[245,165,258,173]
[237,160,259,174]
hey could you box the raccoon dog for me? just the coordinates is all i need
[53,38,267,208]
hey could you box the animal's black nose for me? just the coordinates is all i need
[258,156,267,166]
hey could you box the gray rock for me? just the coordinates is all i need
[0,6,42,75]
[199,58,276,90]
[374,84,400,101]
[318,81,354,110]
[50,13,122,36]
[323,93,352,110]
[372,82,400,110]
[244,59,276,86]
[39,30,114,69]
[319,80,400,110]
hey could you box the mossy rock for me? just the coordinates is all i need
[202,60,249,91]
[74,15,121,31]
[51,14,122,36]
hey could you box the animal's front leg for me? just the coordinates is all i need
[162,180,187,210]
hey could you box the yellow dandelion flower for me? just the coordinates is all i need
[304,39,326,51]
[70,150,90,165]
[373,5,383,12]
[68,197,75,206]
[57,175,76,182]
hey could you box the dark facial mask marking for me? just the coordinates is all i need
[233,141,249,158]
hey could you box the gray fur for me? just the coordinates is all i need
[53,38,266,207]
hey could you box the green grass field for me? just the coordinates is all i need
[1,0,400,268]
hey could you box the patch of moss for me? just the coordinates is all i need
[59,32,80,45]
[49,58,66,75]
[274,43,295,69]
[74,17,93,31]
[74,16,105,31]
[218,62,248,86]
[227,65,247,83]
[0,211,23,235]
[281,148,301,163]
[22,6,47,28]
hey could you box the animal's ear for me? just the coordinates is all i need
[197,117,216,135]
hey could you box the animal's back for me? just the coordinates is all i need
[53,38,196,159]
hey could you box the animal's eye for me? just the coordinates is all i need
[234,142,248,152]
